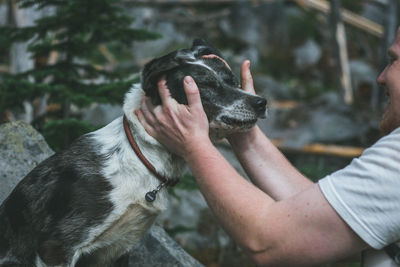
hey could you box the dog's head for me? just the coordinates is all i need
[142,39,267,138]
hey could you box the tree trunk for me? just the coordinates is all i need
[329,0,352,104]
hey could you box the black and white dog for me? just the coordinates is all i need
[0,39,267,266]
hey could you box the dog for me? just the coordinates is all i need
[0,39,267,266]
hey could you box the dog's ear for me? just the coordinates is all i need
[141,39,223,105]
[142,51,180,105]
[191,38,223,58]
[141,47,198,105]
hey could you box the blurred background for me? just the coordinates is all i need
[0,0,398,266]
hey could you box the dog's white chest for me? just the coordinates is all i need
[71,202,160,266]
[93,203,158,248]
[72,99,186,264]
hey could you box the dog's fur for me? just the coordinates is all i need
[0,39,266,266]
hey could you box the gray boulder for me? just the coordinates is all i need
[129,225,203,267]
[0,121,203,267]
[257,92,374,147]
[0,121,54,203]
[294,39,321,68]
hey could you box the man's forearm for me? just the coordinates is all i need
[228,126,312,200]
[185,140,275,253]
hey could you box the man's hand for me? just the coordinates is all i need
[227,60,260,144]
[240,60,256,94]
[136,76,210,159]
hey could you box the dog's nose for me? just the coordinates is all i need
[252,97,267,116]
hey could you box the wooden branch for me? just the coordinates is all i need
[272,139,364,158]
[98,44,117,67]
[337,22,353,104]
[329,0,353,104]
[328,0,352,104]
[270,100,300,109]
[219,138,364,158]
[296,0,384,38]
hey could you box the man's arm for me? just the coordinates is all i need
[136,73,368,266]
[185,139,367,266]
[219,61,311,200]
[228,125,312,201]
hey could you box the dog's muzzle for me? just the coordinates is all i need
[252,97,267,117]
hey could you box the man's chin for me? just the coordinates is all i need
[379,103,392,134]
[379,122,390,135]
[379,116,397,135]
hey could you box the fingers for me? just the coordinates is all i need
[135,108,156,137]
[183,76,202,109]
[140,96,156,124]
[157,78,172,105]
[137,96,161,136]
[240,60,256,94]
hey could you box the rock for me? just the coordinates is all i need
[258,92,372,147]
[0,4,7,25]
[219,3,260,47]
[0,121,54,203]
[129,225,203,267]
[0,121,203,267]
[349,60,379,98]
[82,103,124,126]
[294,39,321,68]
[157,189,225,251]
[254,75,293,100]
[361,1,387,25]
[128,7,188,65]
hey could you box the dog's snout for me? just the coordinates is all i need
[251,97,267,116]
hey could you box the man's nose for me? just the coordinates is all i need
[376,67,386,86]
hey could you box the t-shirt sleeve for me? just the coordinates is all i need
[318,127,400,249]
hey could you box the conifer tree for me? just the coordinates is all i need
[0,0,160,150]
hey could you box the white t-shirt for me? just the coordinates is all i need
[318,127,400,266]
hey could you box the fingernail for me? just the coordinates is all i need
[184,76,193,84]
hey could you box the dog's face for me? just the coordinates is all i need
[141,39,267,138]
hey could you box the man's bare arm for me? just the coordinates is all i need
[228,126,312,200]
[184,137,367,266]
[227,61,311,200]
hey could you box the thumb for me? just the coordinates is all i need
[183,76,202,108]
[241,60,256,94]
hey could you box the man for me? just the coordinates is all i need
[136,27,400,266]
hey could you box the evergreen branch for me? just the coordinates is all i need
[0,78,54,110]
[3,0,160,150]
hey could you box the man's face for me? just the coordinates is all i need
[377,27,400,135]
